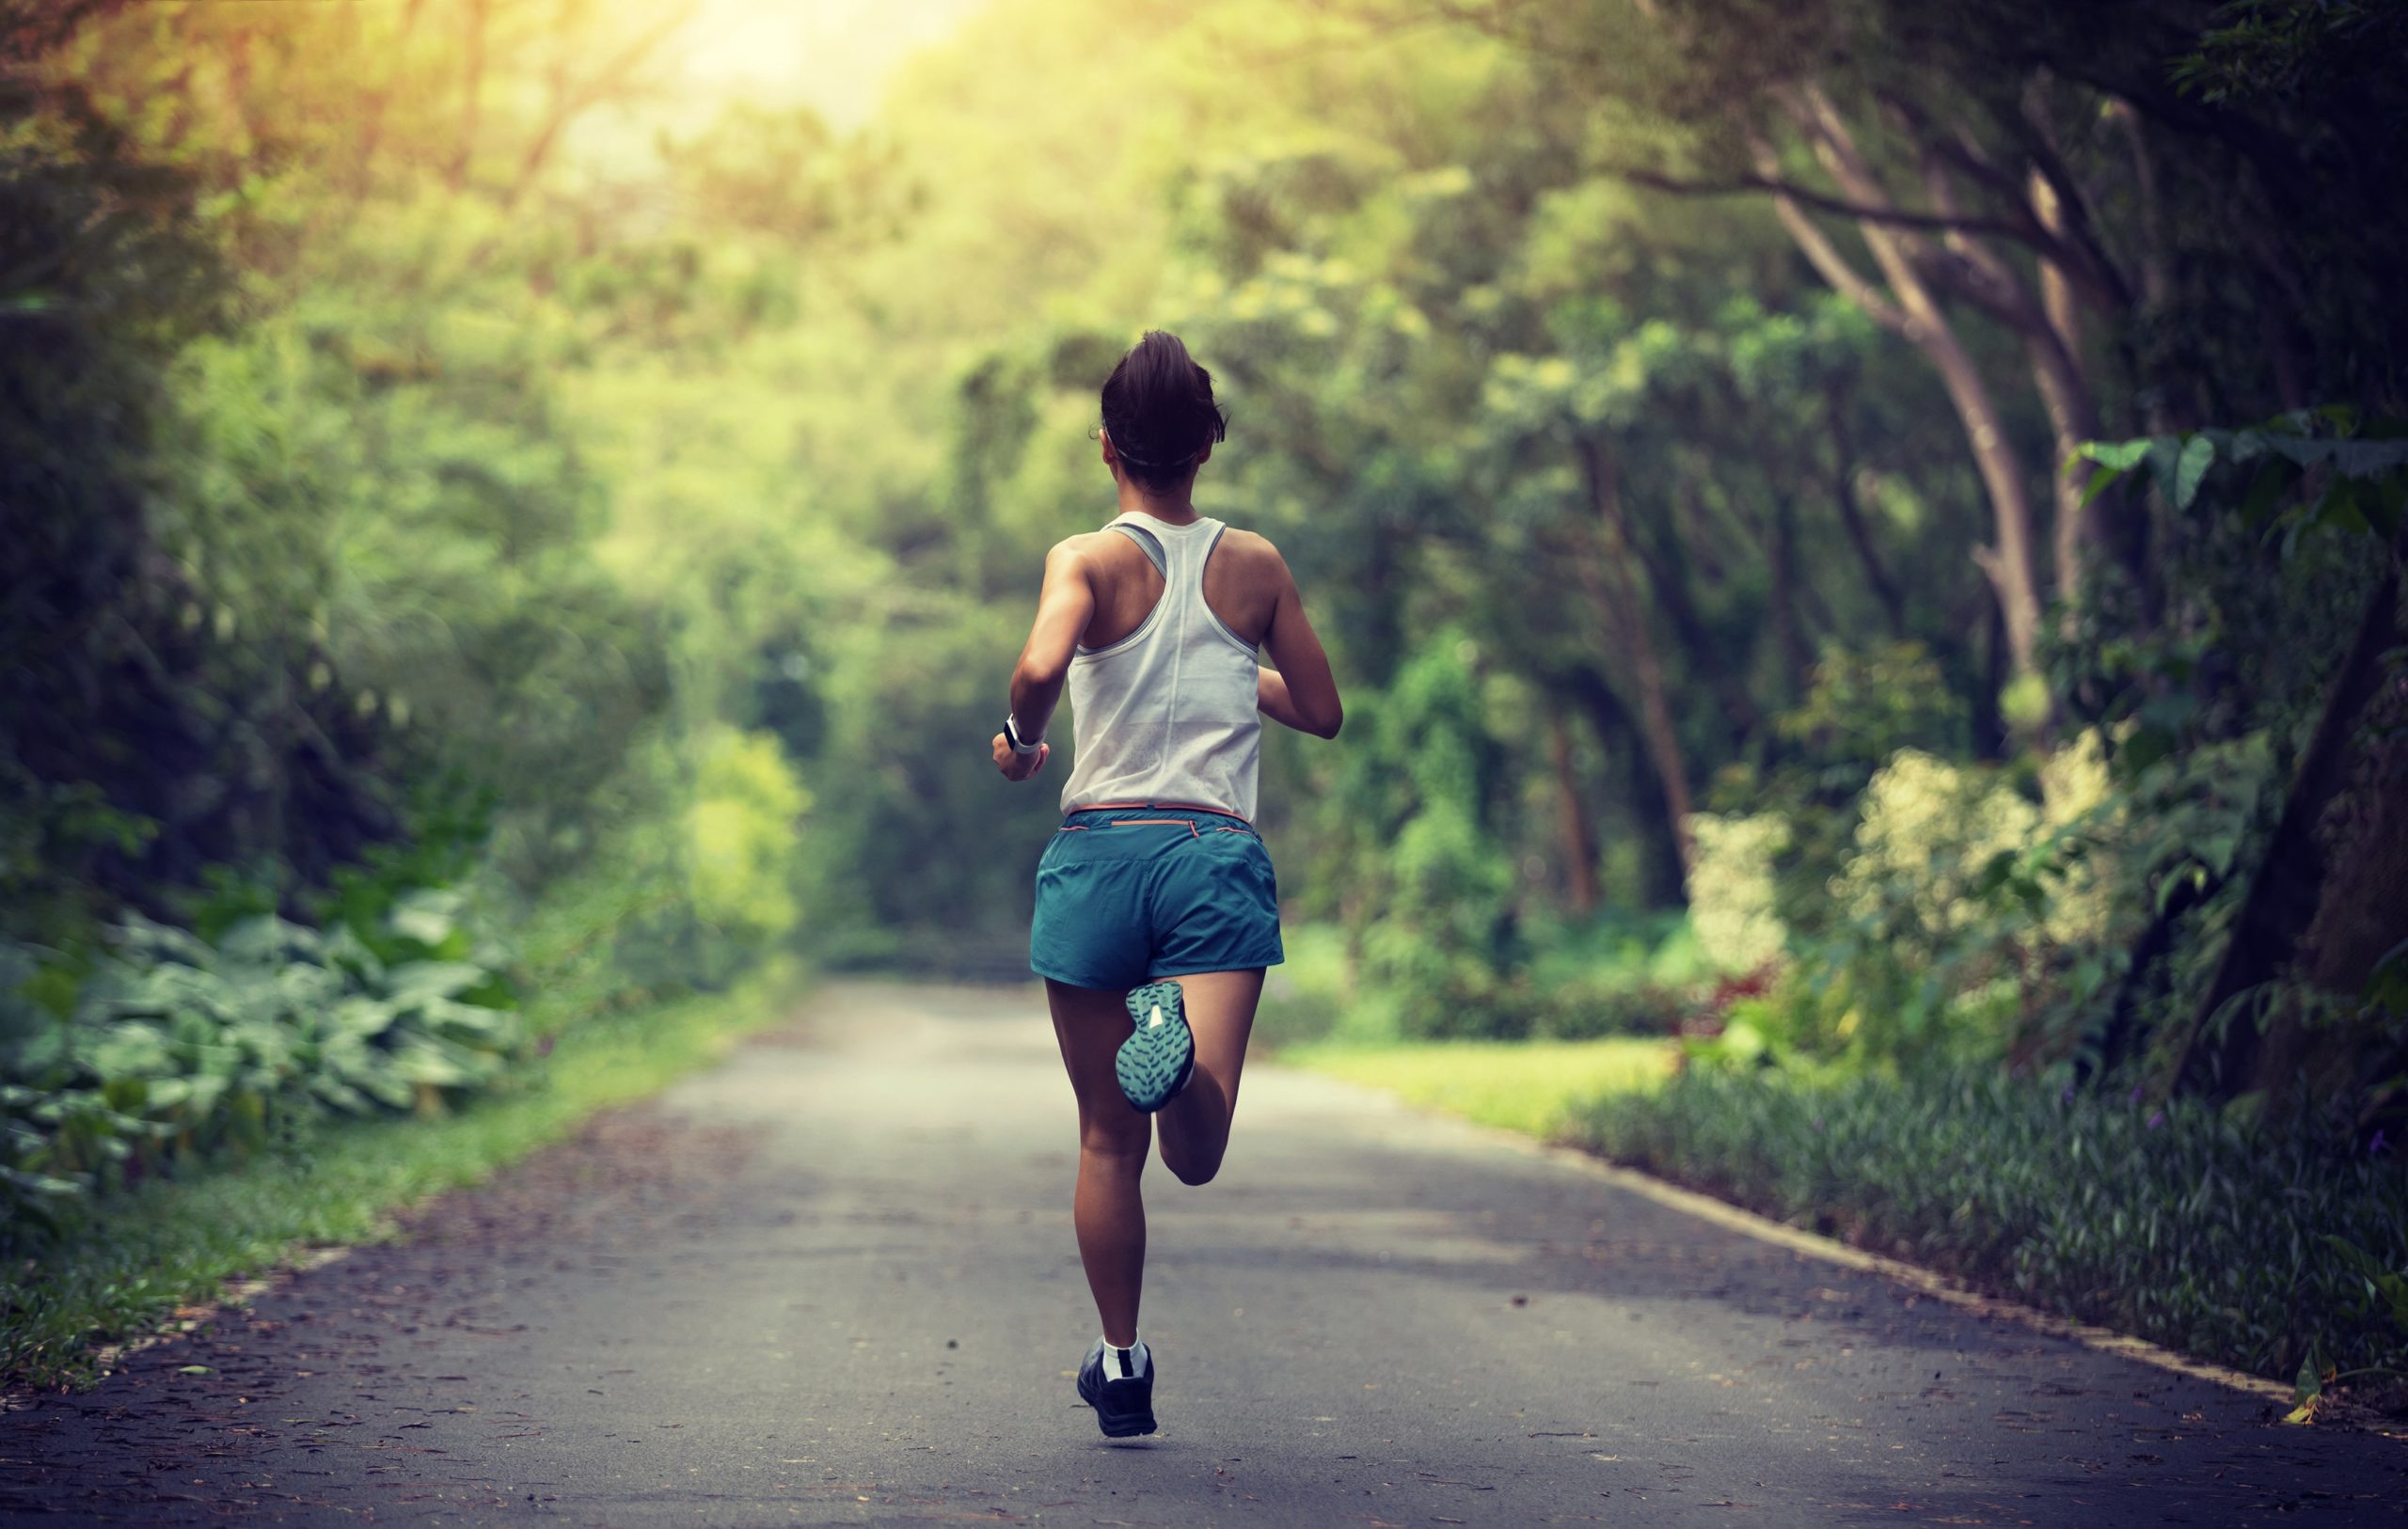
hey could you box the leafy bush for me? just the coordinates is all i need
[1,893,521,1251]
[1530,979,1688,1040]
[1569,1064,2408,1383]
[1253,923,1353,1049]
[1326,638,1521,1040]
[1684,812,1790,976]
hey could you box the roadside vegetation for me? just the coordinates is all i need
[8,0,2405,1411]
[2,962,798,1390]
[1285,1037,1672,1140]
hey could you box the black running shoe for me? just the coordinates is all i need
[1117,981,1194,1113]
[1076,1339,1159,1438]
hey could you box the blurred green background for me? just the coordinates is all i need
[4,0,2404,1397]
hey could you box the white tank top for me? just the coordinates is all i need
[1059,512,1261,821]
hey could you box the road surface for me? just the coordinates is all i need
[7,981,2403,1524]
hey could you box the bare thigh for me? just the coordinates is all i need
[1155,968,1263,1185]
[1047,980,1149,1156]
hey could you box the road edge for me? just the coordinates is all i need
[3,968,806,1401]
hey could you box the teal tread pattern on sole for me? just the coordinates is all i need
[1117,981,1194,1113]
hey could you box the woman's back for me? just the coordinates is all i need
[1058,512,1269,820]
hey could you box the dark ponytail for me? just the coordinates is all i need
[1100,330,1228,491]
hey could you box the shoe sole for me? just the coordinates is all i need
[1078,1369,1159,1438]
[1116,981,1194,1113]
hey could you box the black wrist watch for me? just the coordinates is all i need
[1003,714,1043,756]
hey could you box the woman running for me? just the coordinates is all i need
[990,330,1343,1439]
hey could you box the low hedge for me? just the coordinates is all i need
[3,959,799,1389]
[3,897,520,1249]
[1564,1064,2408,1387]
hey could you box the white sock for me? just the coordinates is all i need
[1099,1334,1149,1379]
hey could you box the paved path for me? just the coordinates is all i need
[7,981,2404,1525]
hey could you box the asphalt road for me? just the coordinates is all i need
[7,980,2404,1526]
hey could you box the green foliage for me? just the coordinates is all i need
[1570,1064,2408,1384]
[1775,642,1967,778]
[1327,636,1523,1038]
[2075,414,2408,546]
[1684,812,1790,976]
[2172,1,2408,104]
[1252,923,1353,1050]
[1527,979,1691,1041]
[1,891,519,1252]
[0,960,798,1389]
[682,727,812,960]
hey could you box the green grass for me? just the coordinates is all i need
[1564,1064,2408,1387]
[1281,1036,1676,1138]
[2,959,802,1390]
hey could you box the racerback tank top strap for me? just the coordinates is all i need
[1059,512,1263,821]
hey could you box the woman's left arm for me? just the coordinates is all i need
[993,539,1095,781]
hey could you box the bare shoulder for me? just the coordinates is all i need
[1213,526,1295,588]
[1045,532,1113,575]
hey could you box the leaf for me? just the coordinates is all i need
[2118,724,2177,778]
[388,889,463,951]
[388,1041,473,1087]
[2238,458,2298,527]
[2363,938,2408,1014]
[2144,436,2185,502]
[2171,433,2216,510]
[2080,464,2125,507]
[0,1165,87,1198]
[381,961,488,1006]
[2328,439,2408,478]
[178,1364,214,1375]
[2076,437,2152,472]
[2312,481,2369,538]
[217,916,325,969]
[2366,472,2408,540]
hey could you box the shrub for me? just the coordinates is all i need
[1568,1064,2408,1384]
[1531,980,1687,1040]
[1,894,520,1252]
[1253,923,1352,1049]
[1685,812,1790,976]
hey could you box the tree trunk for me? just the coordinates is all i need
[1560,666,1687,910]
[1971,595,2009,761]
[1768,491,1809,696]
[1826,386,1908,635]
[1626,491,1762,744]
[2178,545,2403,1096]
[1547,713,1600,917]
[1576,441,1694,881]
[1760,95,2050,691]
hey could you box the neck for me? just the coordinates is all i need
[1116,474,1199,524]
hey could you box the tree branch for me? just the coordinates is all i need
[1622,165,2047,247]
[1750,138,1908,334]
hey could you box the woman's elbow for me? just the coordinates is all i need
[1013,655,1069,695]
[1311,704,1343,740]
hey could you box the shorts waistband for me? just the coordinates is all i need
[1058,802,1257,837]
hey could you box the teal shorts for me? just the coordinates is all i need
[1030,807,1285,991]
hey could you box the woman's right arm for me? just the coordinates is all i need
[992,539,1096,780]
[1258,553,1342,739]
